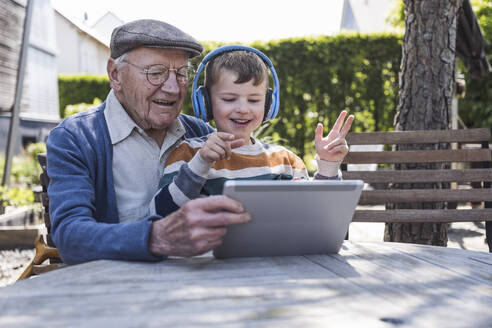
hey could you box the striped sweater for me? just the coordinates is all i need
[150,135,341,217]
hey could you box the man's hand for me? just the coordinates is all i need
[148,195,251,257]
[200,132,244,164]
[315,110,354,162]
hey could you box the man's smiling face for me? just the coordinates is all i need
[117,47,189,132]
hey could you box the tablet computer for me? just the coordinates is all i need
[213,179,363,259]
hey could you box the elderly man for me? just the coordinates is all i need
[46,19,251,264]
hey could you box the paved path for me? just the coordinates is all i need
[349,221,489,252]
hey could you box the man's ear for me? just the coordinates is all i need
[107,59,122,91]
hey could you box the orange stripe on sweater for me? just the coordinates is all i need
[165,142,307,171]
[213,151,306,171]
[165,143,199,166]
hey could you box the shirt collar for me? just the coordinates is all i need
[160,117,186,158]
[104,90,139,145]
[104,90,186,146]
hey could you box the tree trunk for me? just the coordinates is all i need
[384,0,463,246]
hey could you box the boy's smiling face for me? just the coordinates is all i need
[210,69,267,144]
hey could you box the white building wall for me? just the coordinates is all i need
[78,34,109,75]
[55,11,110,75]
[54,12,81,75]
[91,12,123,45]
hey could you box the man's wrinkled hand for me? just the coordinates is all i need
[149,195,251,257]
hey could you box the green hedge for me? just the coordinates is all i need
[57,33,491,165]
[58,75,110,118]
[459,71,492,131]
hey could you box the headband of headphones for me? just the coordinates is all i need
[191,45,280,122]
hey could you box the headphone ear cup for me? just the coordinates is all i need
[195,86,211,121]
[263,88,273,122]
[201,87,213,121]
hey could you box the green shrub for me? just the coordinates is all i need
[11,157,39,186]
[65,98,103,117]
[25,142,47,162]
[58,75,110,118]
[0,186,35,210]
[0,142,46,187]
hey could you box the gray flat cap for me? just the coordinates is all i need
[110,19,203,59]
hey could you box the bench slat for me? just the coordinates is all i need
[343,168,492,183]
[343,149,491,164]
[343,129,492,236]
[352,209,492,223]
[0,225,44,249]
[346,128,491,145]
[359,189,492,204]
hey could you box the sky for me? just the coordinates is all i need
[50,0,345,42]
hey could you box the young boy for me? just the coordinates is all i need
[150,47,353,217]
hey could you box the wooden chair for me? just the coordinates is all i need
[17,153,62,281]
[342,128,492,252]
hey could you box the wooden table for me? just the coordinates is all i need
[1,241,491,327]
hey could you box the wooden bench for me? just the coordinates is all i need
[342,128,492,252]
[37,153,56,248]
[17,154,61,281]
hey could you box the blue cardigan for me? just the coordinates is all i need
[46,102,213,264]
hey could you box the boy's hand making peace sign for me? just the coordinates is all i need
[314,111,354,163]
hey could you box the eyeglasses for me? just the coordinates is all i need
[122,60,195,86]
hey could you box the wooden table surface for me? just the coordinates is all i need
[1,241,491,327]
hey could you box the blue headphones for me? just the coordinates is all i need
[191,45,280,122]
